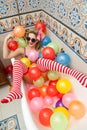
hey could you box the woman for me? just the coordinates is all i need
[1,27,43,103]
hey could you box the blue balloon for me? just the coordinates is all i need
[55,53,70,66]
[39,52,43,58]
[41,36,51,46]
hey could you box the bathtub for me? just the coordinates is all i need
[21,73,87,130]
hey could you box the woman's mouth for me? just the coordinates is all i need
[29,42,35,47]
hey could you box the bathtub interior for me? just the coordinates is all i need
[20,29,87,130]
[21,73,87,130]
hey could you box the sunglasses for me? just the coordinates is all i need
[26,37,36,43]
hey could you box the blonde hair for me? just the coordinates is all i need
[24,27,42,50]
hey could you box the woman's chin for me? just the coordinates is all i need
[29,44,35,47]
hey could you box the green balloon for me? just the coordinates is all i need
[47,42,59,54]
[18,37,27,48]
[50,112,68,130]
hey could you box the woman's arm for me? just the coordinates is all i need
[3,33,24,59]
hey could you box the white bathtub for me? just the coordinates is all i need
[21,73,87,130]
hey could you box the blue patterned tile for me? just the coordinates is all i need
[17,0,41,13]
[42,0,87,39]
[0,16,20,33]
[0,0,18,18]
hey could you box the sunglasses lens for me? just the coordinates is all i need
[31,38,36,42]
[26,37,30,41]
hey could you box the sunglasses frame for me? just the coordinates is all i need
[26,37,36,43]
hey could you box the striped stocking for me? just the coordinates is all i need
[1,60,28,103]
[37,58,87,88]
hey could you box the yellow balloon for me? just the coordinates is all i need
[20,57,31,68]
[47,70,60,81]
[56,78,72,94]
[54,107,69,119]
[33,76,44,87]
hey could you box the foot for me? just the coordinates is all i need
[1,91,23,103]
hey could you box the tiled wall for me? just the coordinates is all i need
[0,0,87,66]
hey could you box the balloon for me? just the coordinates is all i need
[38,52,43,58]
[47,70,60,81]
[33,76,44,87]
[28,87,40,100]
[30,63,38,68]
[39,85,48,97]
[7,40,18,51]
[62,93,76,108]
[23,70,33,84]
[43,96,53,106]
[54,107,69,119]
[55,99,65,108]
[50,112,68,130]
[18,37,27,47]
[13,25,25,38]
[55,52,71,66]
[39,108,53,126]
[41,36,51,46]
[28,67,41,80]
[42,46,56,60]
[47,85,58,97]
[29,97,44,112]
[35,21,46,32]
[9,86,13,92]
[5,64,13,74]
[41,71,48,81]
[28,49,39,62]
[57,92,64,99]
[49,80,58,87]
[20,58,31,68]
[47,42,59,54]
[56,78,72,94]
[69,100,86,119]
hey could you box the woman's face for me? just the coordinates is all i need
[26,33,37,47]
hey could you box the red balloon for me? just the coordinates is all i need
[49,80,58,87]
[42,47,55,60]
[57,92,64,99]
[35,21,46,32]
[39,108,53,126]
[28,87,40,100]
[47,85,58,97]
[7,40,18,51]
[5,64,13,74]
[28,67,41,80]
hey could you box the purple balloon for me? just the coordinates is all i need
[55,99,64,108]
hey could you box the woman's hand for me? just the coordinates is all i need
[4,32,14,43]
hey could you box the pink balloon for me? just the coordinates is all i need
[62,93,76,108]
[43,96,53,106]
[28,49,39,62]
[29,97,44,112]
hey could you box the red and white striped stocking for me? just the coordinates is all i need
[1,60,28,103]
[37,58,87,88]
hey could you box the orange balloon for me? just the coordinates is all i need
[39,85,48,97]
[13,25,25,38]
[30,63,38,68]
[41,72,48,81]
[9,86,13,92]
[69,100,86,119]
[23,70,33,84]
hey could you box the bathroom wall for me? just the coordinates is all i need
[0,0,87,74]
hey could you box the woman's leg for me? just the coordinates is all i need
[1,60,28,103]
[37,58,87,88]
